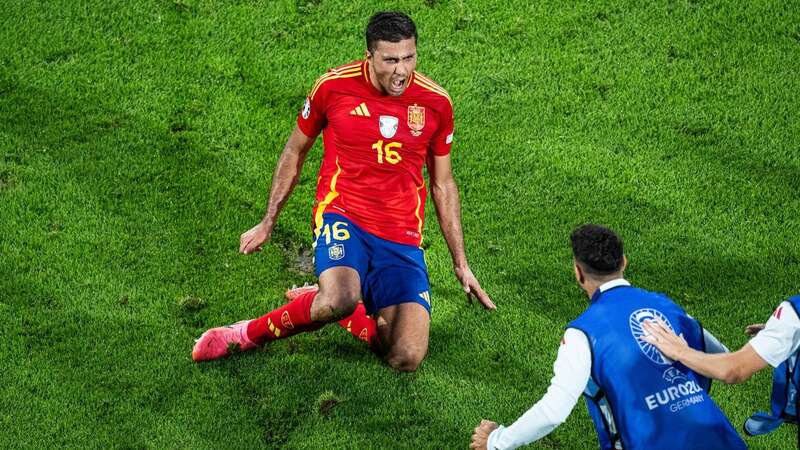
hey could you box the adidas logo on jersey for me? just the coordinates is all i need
[350,103,370,117]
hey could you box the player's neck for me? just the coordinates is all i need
[583,282,602,299]
[582,274,624,300]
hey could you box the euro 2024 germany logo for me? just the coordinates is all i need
[629,308,675,365]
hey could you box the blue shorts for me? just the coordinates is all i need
[314,213,431,315]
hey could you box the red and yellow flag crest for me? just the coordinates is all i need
[407,104,425,136]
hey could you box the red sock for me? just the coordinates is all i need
[246,290,324,345]
[337,303,380,351]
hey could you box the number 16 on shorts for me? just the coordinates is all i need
[318,221,350,261]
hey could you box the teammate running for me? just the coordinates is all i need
[192,11,494,372]
[471,225,745,450]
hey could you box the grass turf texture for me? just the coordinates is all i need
[1,0,798,448]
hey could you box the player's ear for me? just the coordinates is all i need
[365,49,372,60]
[621,255,628,272]
[573,260,585,285]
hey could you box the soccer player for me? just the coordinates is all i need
[470,225,745,450]
[192,12,494,372]
[643,295,800,440]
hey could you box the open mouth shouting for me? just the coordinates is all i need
[389,76,406,95]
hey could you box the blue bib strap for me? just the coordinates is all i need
[745,412,784,436]
[583,377,620,450]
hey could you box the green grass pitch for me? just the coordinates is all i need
[1,0,798,448]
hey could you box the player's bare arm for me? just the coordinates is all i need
[429,153,496,310]
[240,125,317,254]
[642,319,768,384]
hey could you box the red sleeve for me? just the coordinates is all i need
[296,75,329,138]
[429,99,454,157]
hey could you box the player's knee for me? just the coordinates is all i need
[312,288,359,321]
[386,346,427,372]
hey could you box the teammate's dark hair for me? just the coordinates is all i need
[366,12,417,53]
[570,224,624,276]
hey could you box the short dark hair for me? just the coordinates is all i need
[365,12,417,53]
[570,224,625,276]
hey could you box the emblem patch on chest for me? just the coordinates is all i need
[408,104,425,137]
[379,115,399,139]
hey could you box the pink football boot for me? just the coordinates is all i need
[192,320,257,361]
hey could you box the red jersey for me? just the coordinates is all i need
[297,60,454,247]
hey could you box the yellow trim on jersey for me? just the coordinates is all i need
[413,80,452,104]
[414,72,447,91]
[313,158,343,239]
[414,182,425,236]
[309,68,361,99]
[413,77,452,104]
[320,64,361,81]
[331,62,362,73]
[414,73,451,99]
[309,67,362,100]
[311,67,359,94]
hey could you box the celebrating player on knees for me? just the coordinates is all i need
[193,11,494,372]
[471,225,745,450]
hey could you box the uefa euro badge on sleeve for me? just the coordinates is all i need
[407,104,425,136]
[302,97,311,119]
[379,115,399,139]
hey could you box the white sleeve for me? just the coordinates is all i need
[702,329,729,354]
[749,301,800,367]
[486,328,591,450]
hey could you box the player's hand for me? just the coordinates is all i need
[455,266,496,310]
[641,319,688,361]
[470,419,498,450]
[240,222,272,254]
[744,323,765,336]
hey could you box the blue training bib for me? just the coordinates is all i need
[569,285,746,450]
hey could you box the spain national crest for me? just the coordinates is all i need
[328,243,345,261]
[407,104,425,136]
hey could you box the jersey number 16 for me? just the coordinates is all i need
[372,140,402,164]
